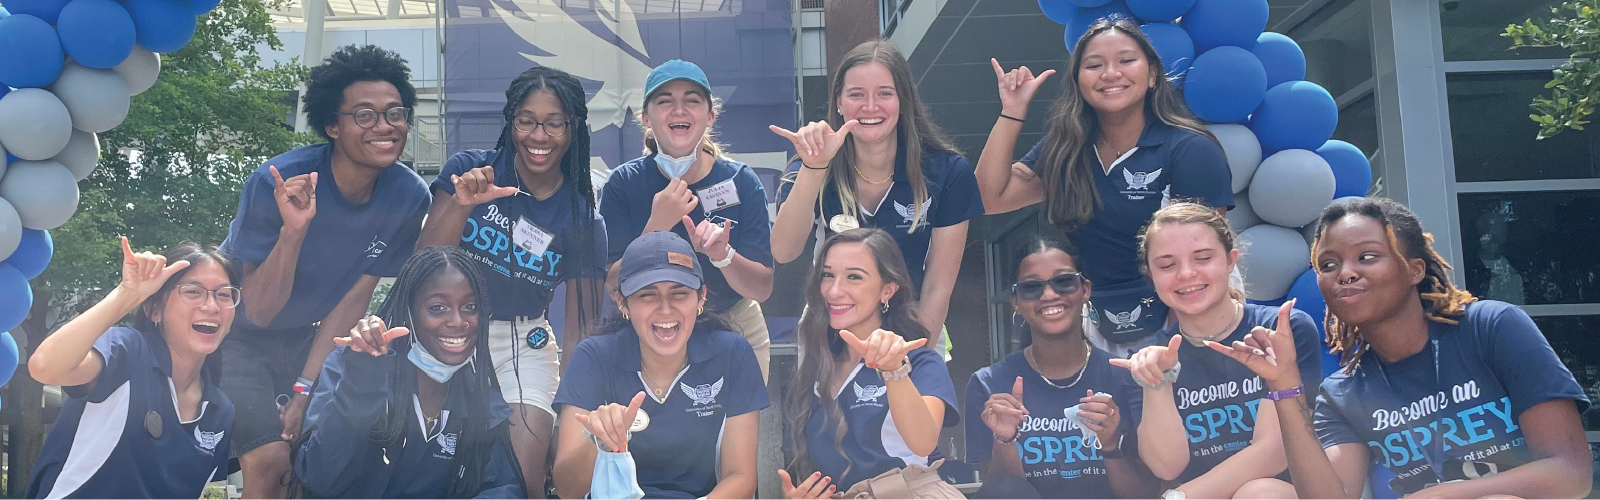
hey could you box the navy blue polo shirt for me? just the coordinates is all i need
[28,327,233,499]
[220,143,431,330]
[599,155,774,313]
[294,344,524,498]
[964,347,1143,498]
[1153,304,1321,483]
[434,149,608,319]
[555,326,770,498]
[802,347,958,488]
[1315,301,1589,496]
[775,145,983,287]
[1019,122,1232,287]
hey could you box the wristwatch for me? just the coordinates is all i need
[710,246,737,268]
[1161,489,1186,500]
[877,357,912,381]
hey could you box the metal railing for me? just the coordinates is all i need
[405,113,445,175]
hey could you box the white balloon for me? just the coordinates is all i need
[54,130,101,181]
[50,61,132,134]
[1237,224,1310,300]
[1227,190,1263,231]
[0,198,22,262]
[115,47,162,96]
[1208,123,1263,194]
[0,89,73,161]
[1249,149,1335,228]
[0,161,81,230]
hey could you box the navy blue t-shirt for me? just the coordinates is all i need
[28,327,234,499]
[220,143,431,330]
[1019,122,1232,287]
[803,348,959,488]
[554,326,770,498]
[965,347,1143,499]
[775,146,984,287]
[599,155,774,313]
[434,149,608,319]
[1156,303,1321,483]
[1314,300,1590,496]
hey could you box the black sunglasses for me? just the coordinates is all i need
[1011,273,1086,301]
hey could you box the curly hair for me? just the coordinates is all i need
[302,44,418,142]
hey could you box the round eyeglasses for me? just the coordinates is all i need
[175,284,242,308]
[334,107,412,129]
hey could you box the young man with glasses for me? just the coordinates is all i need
[217,44,431,499]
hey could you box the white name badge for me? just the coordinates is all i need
[513,217,554,256]
[696,179,741,213]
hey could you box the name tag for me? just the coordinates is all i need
[513,217,554,256]
[696,179,741,213]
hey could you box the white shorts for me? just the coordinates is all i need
[488,316,560,418]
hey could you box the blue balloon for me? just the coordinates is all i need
[1067,0,1115,6]
[1141,22,1195,83]
[0,7,9,18]
[126,0,198,53]
[1038,0,1077,24]
[1180,0,1269,51]
[1065,1,1134,50]
[1282,268,1339,375]
[5,229,51,279]
[0,15,65,89]
[1252,32,1307,88]
[1250,81,1338,153]
[1317,140,1371,199]
[1128,0,1194,22]
[4,0,70,24]
[1183,46,1266,123]
[0,331,17,387]
[0,264,31,333]
[57,0,138,70]
[191,0,224,16]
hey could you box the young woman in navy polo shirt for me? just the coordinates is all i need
[418,65,607,492]
[28,238,238,499]
[779,228,959,498]
[770,40,983,354]
[553,231,768,499]
[1110,203,1321,499]
[600,59,775,380]
[976,19,1233,357]
[291,246,524,498]
[1209,198,1592,499]
[965,237,1152,499]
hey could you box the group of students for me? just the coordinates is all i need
[15,16,1593,500]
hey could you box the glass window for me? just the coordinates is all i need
[801,75,828,125]
[1447,73,1599,182]
[1528,315,1600,428]
[1287,0,1373,99]
[1441,0,1569,61]
[1458,191,1600,306]
[1333,93,1378,165]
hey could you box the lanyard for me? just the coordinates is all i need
[1370,329,1447,486]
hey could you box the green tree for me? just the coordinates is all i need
[3,0,312,493]
[1505,0,1600,139]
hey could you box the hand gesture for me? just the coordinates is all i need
[574,391,647,453]
[777,470,837,499]
[982,376,1029,442]
[768,120,859,168]
[118,236,191,299]
[681,216,732,262]
[271,165,317,233]
[648,178,699,231]
[992,58,1055,115]
[1206,300,1299,388]
[334,315,411,356]
[450,165,519,206]
[1110,335,1184,388]
[1076,390,1122,449]
[839,329,928,371]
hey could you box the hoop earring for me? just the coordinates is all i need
[1012,312,1021,325]
[698,306,704,315]
[881,302,889,313]
[621,311,630,320]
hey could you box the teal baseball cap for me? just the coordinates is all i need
[644,59,712,103]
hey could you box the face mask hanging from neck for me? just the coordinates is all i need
[654,151,697,179]
[408,337,471,383]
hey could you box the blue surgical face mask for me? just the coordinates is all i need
[654,151,696,179]
[408,338,471,383]
[591,449,645,500]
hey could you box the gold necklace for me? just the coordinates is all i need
[1025,343,1091,389]
[854,167,891,185]
[640,362,681,399]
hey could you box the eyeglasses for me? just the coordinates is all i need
[175,284,242,308]
[334,107,412,129]
[512,116,569,137]
[1011,273,1086,301]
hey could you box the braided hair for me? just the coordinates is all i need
[1312,198,1477,372]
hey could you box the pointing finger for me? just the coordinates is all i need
[991,58,1005,79]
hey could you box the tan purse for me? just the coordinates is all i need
[833,459,966,499]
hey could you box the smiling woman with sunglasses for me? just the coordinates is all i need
[964,237,1154,499]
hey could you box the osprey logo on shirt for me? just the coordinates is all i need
[195,429,224,451]
[681,378,724,406]
[892,198,932,225]
[1123,168,1163,191]
[365,236,388,259]
[1105,305,1144,330]
[437,432,458,458]
[851,382,887,407]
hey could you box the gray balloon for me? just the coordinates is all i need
[1208,123,1262,193]
[50,62,131,134]
[1249,149,1335,228]
[1237,224,1310,300]
[54,130,101,181]
[0,89,73,161]
[0,141,7,179]
[0,161,81,230]
[1227,190,1263,230]
[0,197,22,262]
[115,47,161,96]
[1300,221,1318,247]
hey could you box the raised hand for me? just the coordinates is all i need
[334,315,410,356]
[118,236,191,299]
[450,165,520,206]
[992,58,1056,116]
[1207,300,1299,387]
[681,215,732,262]
[574,391,647,453]
[648,178,699,232]
[271,165,317,233]
[768,119,859,169]
[777,470,837,500]
[1109,335,1184,389]
[1076,390,1122,449]
[839,329,929,371]
[982,376,1029,442]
